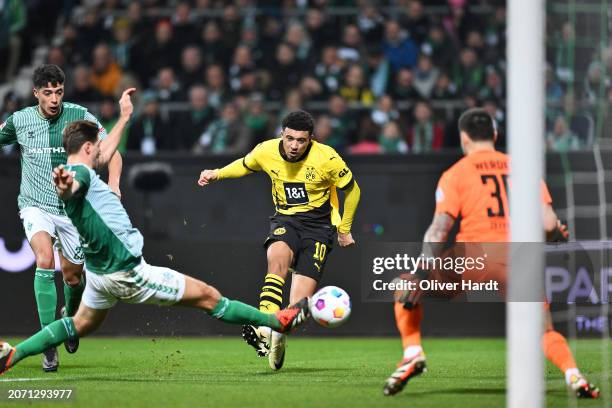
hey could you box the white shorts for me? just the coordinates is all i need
[81,259,186,310]
[20,206,85,265]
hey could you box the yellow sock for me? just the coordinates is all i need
[259,273,284,313]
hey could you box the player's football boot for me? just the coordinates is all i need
[268,331,287,371]
[383,353,427,396]
[274,297,310,334]
[42,347,59,372]
[61,306,79,354]
[0,342,16,375]
[569,373,600,399]
[242,325,271,357]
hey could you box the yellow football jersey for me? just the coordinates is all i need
[243,139,354,225]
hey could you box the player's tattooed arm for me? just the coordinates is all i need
[423,213,455,243]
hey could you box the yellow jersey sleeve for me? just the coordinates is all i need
[326,152,354,190]
[243,143,264,172]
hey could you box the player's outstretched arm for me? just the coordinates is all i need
[338,181,361,247]
[543,204,569,242]
[197,156,257,187]
[52,165,80,201]
[98,88,136,166]
[107,151,123,199]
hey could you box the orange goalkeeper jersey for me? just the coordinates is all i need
[434,149,552,242]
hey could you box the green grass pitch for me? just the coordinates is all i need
[0,337,609,407]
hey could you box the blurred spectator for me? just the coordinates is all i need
[67,65,103,103]
[327,95,356,150]
[276,89,303,131]
[349,117,382,154]
[139,20,179,86]
[421,24,456,72]
[178,46,204,91]
[391,68,419,100]
[151,67,184,102]
[267,43,302,101]
[305,8,336,51]
[175,85,216,151]
[379,121,408,154]
[552,22,575,85]
[90,43,123,96]
[205,64,230,109]
[371,94,400,127]
[584,61,611,106]
[547,115,581,151]
[483,97,506,147]
[229,45,256,93]
[382,20,418,73]
[401,0,431,45]
[284,22,312,63]
[1,91,21,155]
[126,2,148,45]
[244,94,270,144]
[98,97,129,154]
[413,53,440,99]
[407,100,444,152]
[220,4,242,50]
[110,18,135,71]
[260,17,283,65]
[430,71,457,99]
[299,76,325,103]
[443,0,482,46]
[127,92,172,155]
[357,4,385,45]
[453,48,484,95]
[0,0,26,81]
[483,5,506,62]
[562,94,594,146]
[546,64,564,107]
[338,24,363,62]
[194,102,251,155]
[315,46,342,96]
[339,65,375,106]
[479,66,504,102]
[200,20,230,68]
[314,114,333,144]
[77,8,106,58]
[58,23,83,66]
[364,45,391,98]
[171,1,197,46]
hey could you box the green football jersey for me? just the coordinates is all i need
[62,164,143,274]
[0,103,107,215]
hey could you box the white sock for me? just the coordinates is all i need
[565,367,581,385]
[403,345,424,360]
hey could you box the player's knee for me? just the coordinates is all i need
[35,250,55,270]
[197,281,221,310]
[62,267,83,286]
[72,315,94,337]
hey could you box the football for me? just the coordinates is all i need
[310,286,352,328]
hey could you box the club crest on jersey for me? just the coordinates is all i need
[305,166,316,181]
[274,227,286,236]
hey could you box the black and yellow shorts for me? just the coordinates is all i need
[264,214,336,281]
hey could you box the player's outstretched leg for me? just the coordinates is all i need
[542,329,600,399]
[60,253,85,355]
[179,276,309,333]
[0,304,107,376]
[383,301,426,396]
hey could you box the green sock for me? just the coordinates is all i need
[13,317,77,365]
[63,277,84,317]
[209,297,281,330]
[34,268,57,328]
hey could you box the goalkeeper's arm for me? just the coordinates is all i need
[543,203,569,242]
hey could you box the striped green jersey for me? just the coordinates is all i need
[0,103,107,215]
[62,164,142,274]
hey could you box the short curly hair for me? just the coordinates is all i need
[281,110,314,136]
[32,64,65,89]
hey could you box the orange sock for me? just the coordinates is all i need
[394,301,422,349]
[542,330,577,373]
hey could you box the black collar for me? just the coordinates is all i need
[278,139,313,163]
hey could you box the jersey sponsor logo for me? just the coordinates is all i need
[435,187,445,203]
[273,227,286,236]
[338,168,349,178]
[305,166,317,181]
[27,131,34,138]
[26,147,66,155]
[283,182,309,205]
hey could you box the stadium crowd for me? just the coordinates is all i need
[1,0,610,155]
